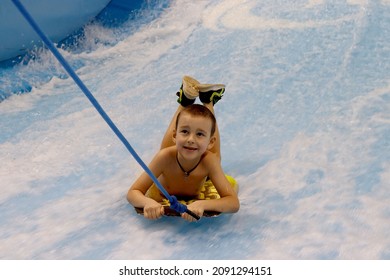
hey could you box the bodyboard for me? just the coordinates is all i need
[134,175,238,218]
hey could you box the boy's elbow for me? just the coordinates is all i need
[223,195,239,213]
[126,189,134,204]
[232,200,240,213]
[227,197,240,213]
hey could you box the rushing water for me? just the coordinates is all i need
[0,0,389,259]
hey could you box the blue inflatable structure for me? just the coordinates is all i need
[0,0,143,62]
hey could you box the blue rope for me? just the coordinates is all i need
[12,0,199,219]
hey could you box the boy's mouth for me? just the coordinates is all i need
[184,146,197,151]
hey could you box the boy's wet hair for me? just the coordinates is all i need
[175,104,216,136]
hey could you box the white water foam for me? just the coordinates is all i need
[0,0,389,259]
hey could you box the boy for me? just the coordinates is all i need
[127,76,239,221]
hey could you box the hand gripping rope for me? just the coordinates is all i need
[12,0,200,221]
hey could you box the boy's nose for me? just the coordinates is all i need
[187,134,195,143]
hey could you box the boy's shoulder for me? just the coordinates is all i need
[202,151,221,167]
[156,146,177,159]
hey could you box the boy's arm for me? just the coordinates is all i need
[126,151,165,219]
[127,172,158,207]
[191,153,240,214]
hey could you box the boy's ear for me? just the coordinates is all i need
[172,129,177,143]
[207,135,216,150]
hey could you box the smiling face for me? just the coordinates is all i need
[173,112,216,161]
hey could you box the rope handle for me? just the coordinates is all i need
[185,209,201,220]
[169,196,200,220]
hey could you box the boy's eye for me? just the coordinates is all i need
[197,132,205,137]
[180,129,189,134]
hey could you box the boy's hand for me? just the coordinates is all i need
[143,201,164,220]
[181,201,204,222]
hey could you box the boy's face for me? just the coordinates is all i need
[173,112,216,160]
